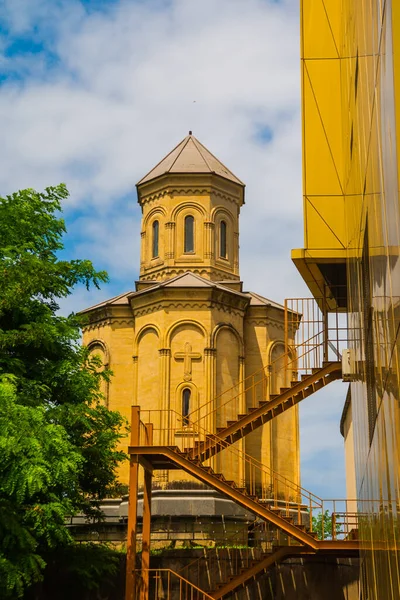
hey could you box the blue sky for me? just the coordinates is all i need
[0,0,347,499]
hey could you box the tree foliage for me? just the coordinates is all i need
[312,509,340,540]
[0,185,127,598]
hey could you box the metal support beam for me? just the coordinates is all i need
[140,423,153,600]
[125,406,140,600]
[323,288,329,363]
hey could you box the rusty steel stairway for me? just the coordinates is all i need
[126,359,350,599]
[128,444,322,547]
[190,361,342,462]
[128,440,362,600]
[210,540,361,599]
[125,300,354,600]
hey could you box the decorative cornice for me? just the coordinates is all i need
[82,316,134,333]
[244,318,267,327]
[165,221,175,229]
[113,318,134,327]
[82,319,112,333]
[137,267,240,282]
[133,302,211,317]
[244,316,285,331]
[139,187,242,206]
[132,299,244,319]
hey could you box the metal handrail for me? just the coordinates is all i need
[138,408,322,512]
[134,568,214,599]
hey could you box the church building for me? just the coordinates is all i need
[80,133,300,505]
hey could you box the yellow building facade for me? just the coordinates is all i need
[293,1,400,597]
[81,134,300,498]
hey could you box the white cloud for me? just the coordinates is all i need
[0,0,304,291]
[0,0,346,496]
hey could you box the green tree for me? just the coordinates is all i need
[312,509,340,540]
[0,185,127,598]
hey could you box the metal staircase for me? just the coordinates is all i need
[124,298,361,600]
[190,361,342,461]
[211,546,314,599]
[128,443,321,547]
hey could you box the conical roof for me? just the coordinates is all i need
[137,132,244,186]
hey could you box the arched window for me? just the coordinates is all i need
[182,388,191,425]
[184,215,194,253]
[152,220,159,258]
[220,220,227,258]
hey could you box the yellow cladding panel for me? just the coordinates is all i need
[301,0,341,59]
[303,58,343,196]
[298,0,400,596]
[305,195,346,250]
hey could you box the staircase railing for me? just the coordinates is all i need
[183,298,349,433]
[136,409,370,542]
[177,520,270,593]
[190,342,343,440]
[284,298,349,367]
[138,408,322,517]
[134,568,214,599]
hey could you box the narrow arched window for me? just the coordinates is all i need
[184,215,194,253]
[220,220,227,258]
[182,388,191,425]
[152,220,159,258]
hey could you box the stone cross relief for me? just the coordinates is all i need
[174,342,202,381]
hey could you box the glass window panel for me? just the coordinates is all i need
[184,216,194,253]
[182,388,191,425]
[220,221,227,258]
[152,220,159,258]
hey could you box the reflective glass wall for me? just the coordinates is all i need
[299,1,400,597]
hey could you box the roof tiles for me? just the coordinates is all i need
[137,134,244,186]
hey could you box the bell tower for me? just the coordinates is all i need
[136,133,245,282]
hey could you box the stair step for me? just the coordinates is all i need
[282,516,294,524]
[216,427,225,433]
[291,380,299,387]
[224,480,237,488]
[226,420,237,426]
[258,400,268,406]
[237,414,247,419]
[279,387,290,394]
[202,466,213,473]
[248,407,259,413]
[283,399,294,408]
[308,531,319,538]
